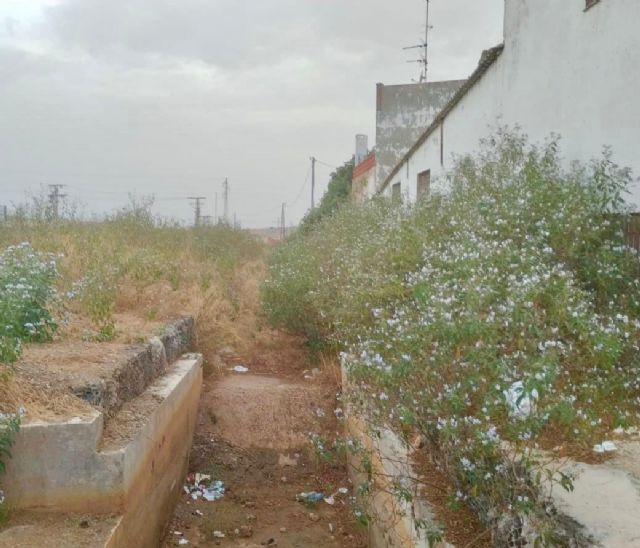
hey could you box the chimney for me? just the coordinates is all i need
[355,134,368,166]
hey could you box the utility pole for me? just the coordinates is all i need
[188,196,206,227]
[403,0,432,83]
[48,184,67,219]
[310,157,316,209]
[0,205,7,221]
[214,192,218,224]
[222,178,229,224]
[280,203,286,241]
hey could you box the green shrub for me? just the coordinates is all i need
[0,243,59,367]
[262,130,640,543]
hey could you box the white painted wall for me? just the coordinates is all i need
[384,0,640,208]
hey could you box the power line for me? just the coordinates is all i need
[310,156,316,209]
[48,184,67,219]
[315,159,337,170]
[188,196,206,227]
[290,165,312,208]
[222,178,229,224]
[280,203,286,241]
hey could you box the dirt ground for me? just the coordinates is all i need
[164,329,368,548]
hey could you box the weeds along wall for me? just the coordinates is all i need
[0,209,264,505]
[0,210,263,345]
[262,131,640,545]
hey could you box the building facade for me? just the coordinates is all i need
[375,80,465,188]
[380,0,640,209]
[352,151,377,205]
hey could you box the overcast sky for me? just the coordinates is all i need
[0,0,504,227]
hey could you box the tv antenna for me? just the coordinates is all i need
[403,0,433,83]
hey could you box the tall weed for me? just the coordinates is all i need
[262,131,640,543]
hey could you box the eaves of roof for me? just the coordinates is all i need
[378,43,505,194]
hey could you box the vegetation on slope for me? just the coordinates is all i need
[0,200,264,514]
[298,160,354,234]
[262,131,640,544]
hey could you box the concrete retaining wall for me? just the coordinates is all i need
[3,355,202,518]
[342,364,447,548]
[71,316,194,417]
[105,355,203,548]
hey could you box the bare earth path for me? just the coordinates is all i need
[164,329,367,548]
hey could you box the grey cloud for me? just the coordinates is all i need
[1,0,504,226]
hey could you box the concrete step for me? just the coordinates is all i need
[71,317,194,418]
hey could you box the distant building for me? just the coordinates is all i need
[352,80,464,204]
[379,0,640,208]
[375,80,465,188]
[352,149,377,205]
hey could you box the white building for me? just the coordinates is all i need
[379,0,640,208]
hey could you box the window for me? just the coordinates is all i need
[417,170,431,200]
[391,182,402,204]
[585,0,600,10]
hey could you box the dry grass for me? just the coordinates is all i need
[0,212,265,417]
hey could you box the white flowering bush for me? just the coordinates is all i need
[0,243,59,367]
[263,132,640,544]
[0,243,57,515]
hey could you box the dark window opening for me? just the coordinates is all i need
[391,182,402,204]
[417,170,431,200]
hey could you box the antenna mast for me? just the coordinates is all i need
[403,0,432,83]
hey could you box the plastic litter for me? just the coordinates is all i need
[203,481,226,501]
[184,473,225,502]
[593,441,617,453]
[213,531,225,539]
[504,381,538,419]
[337,487,349,495]
[296,491,324,505]
[323,495,335,505]
[233,365,249,373]
[178,539,189,546]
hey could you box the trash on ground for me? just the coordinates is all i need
[296,491,324,504]
[233,365,249,373]
[323,495,335,505]
[203,481,226,501]
[504,381,538,419]
[184,473,225,502]
[192,510,204,517]
[593,440,617,453]
[178,539,189,546]
[314,407,325,418]
[337,487,349,495]
[213,531,225,539]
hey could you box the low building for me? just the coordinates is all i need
[375,80,465,186]
[351,80,464,204]
[352,150,377,205]
[379,0,640,208]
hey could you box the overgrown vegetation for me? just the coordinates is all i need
[0,198,263,344]
[262,131,640,544]
[298,160,353,234]
[0,199,264,501]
